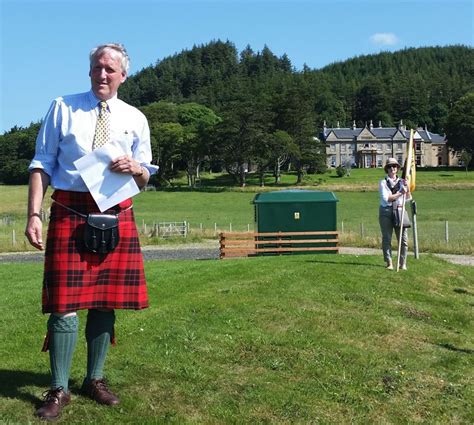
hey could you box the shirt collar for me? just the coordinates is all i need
[88,90,119,112]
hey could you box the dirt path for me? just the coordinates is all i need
[0,241,472,266]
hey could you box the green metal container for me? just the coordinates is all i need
[253,190,339,254]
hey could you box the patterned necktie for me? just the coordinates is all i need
[92,101,110,150]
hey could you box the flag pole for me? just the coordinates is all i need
[396,129,414,272]
[411,200,419,259]
[396,194,407,272]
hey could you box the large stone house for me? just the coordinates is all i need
[320,120,460,168]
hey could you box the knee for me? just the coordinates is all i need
[48,313,79,332]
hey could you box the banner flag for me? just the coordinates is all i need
[403,129,416,193]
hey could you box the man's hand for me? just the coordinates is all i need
[110,155,142,176]
[25,215,44,250]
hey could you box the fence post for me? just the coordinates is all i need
[230,223,232,232]
[247,224,250,232]
[445,220,449,243]
[360,223,364,238]
[12,229,16,246]
[214,223,217,236]
[341,221,344,234]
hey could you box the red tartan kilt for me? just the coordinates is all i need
[42,190,149,313]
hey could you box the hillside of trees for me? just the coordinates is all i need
[1,42,473,185]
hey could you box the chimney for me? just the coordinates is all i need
[398,119,406,131]
[323,120,327,136]
[352,120,356,130]
[336,121,340,129]
[425,123,432,140]
[379,120,382,128]
[369,120,373,130]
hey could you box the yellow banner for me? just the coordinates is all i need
[404,129,416,193]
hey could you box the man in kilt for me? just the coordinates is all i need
[25,43,157,421]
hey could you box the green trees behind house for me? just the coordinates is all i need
[1,42,473,185]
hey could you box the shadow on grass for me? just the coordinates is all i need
[0,369,83,407]
[303,257,378,268]
[436,343,474,355]
[0,369,50,405]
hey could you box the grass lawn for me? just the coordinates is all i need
[0,254,472,423]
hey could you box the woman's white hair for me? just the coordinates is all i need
[89,43,130,74]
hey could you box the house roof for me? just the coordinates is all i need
[322,125,446,144]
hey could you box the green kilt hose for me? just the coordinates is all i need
[42,190,149,314]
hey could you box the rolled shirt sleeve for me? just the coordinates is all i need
[28,99,62,177]
[129,110,158,176]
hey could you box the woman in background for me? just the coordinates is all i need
[379,157,410,270]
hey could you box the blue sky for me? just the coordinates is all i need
[1,0,472,133]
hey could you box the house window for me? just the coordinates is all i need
[397,143,403,151]
[416,143,422,151]
[330,144,336,152]
[377,156,383,167]
[330,155,336,167]
[397,155,403,164]
[438,156,442,166]
[377,143,382,151]
[341,144,346,152]
[386,143,392,152]
[416,155,421,166]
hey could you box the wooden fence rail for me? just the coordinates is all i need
[219,231,339,259]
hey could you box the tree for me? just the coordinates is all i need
[272,77,325,184]
[268,130,297,184]
[177,103,221,186]
[0,123,40,184]
[214,98,271,187]
[355,77,390,124]
[445,92,474,153]
[460,151,472,172]
[150,122,184,185]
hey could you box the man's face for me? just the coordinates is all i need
[89,52,127,100]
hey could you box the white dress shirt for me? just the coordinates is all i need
[29,90,158,192]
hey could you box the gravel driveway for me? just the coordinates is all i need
[1,241,472,266]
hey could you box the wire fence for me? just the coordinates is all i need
[2,216,473,255]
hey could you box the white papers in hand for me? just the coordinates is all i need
[74,139,140,212]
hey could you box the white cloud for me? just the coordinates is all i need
[370,33,399,46]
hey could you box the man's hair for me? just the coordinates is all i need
[89,43,130,73]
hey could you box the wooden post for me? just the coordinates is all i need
[411,200,419,259]
[360,223,364,238]
[396,195,408,272]
[445,221,449,243]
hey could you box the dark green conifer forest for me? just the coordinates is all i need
[1,41,473,185]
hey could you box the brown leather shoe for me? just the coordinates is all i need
[81,378,120,405]
[35,387,71,421]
